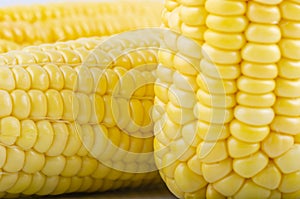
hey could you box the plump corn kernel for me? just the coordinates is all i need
[252,163,282,190]
[202,158,232,183]
[206,15,248,33]
[213,173,244,196]
[247,1,281,24]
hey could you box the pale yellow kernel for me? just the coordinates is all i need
[246,23,281,44]
[11,90,31,120]
[158,50,175,70]
[271,116,300,135]
[280,1,300,21]
[230,119,269,143]
[177,35,202,59]
[206,15,248,33]
[197,74,237,94]
[61,156,82,177]
[228,137,260,158]
[205,0,246,16]
[241,61,278,79]
[43,64,64,90]
[247,2,280,24]
[194,102,233,124]
[274,144,300,174]
[262,133,294,158]
[182,122,200,147]
[0,116,20,145]
[90,68,107,96]
[205,30,245,51]
[0,90,12,118]
[58,49,81,64]
[206,184,225,199]
[233,152,268,178]
[173,71,198,92]
[30,51,50,63]
[202,158,232,183]
[75,93,91,124]
[33,120,54,153]
[174,163,207,193]
[77,124,95,157]
[196,121,230,141]
[0,172,18,192]
[156,64,174,84]
[0,67,15,91]
[46,123,69,156]
[279,171,300,193]
[161,153,180,178]
[169,138,195,162]
[202,43,241,65]
[274,98,300,116]
[0,145,6,168]
[12,66,31,90]
[42,155,66,176]
[3,147,25,173]
[36,175,59,195]
[67,177,82,193]
[180,6,207,26]
[51,177,71,195]
[275,78,300,98]
[28,90,47,119]
[280,20,300,39]
[62,123,82,157]
[187,154,203,176]
[7,172,32,194]
[168,85,196,109]
[130,70,147,97]
[269,190,281,199]
[89,124,109,159]
[197,90,236,108]
[75,66,94,94]
[164,0,178,11]
[253,163,282,190]
[23,150,45,174]
[197,141,228,163]
[60,65,77,90]
[237,92,275,107]
[200,59,240,80]
[102,95,117,128]
[77,157,97,177]
[22,172,45,195]
[129,99,144,129]
[238,76,275,94]
[242,43,281,63]
[181,24,206,41]
[173,53,198,75]
[213,172,245,196]
[165,178,184,199]
[234,180,271,199]
[45,89,63,119]
[168,8,181,32]
[278,59,300,79]
[167,102,195,125]
[234,105,274,126]
[279,39,300,60]
[26,65,49,91]
[61,90,79,121]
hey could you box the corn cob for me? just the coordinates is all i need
[154,0,300,198]
[0,30,161,198]
[0,1,163,46]
[0,1,162,23]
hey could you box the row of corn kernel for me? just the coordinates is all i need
[154,0,207,198]
[0,2,162,23]
[0,32,161,197]
[272,2,300,198]
[0,14,161,46]
[194,0,247,198]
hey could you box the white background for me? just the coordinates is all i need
[0,0,104,7]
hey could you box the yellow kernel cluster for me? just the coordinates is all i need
[0,32,161,197]
[0,1,162,46]
[155,0,300,198]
